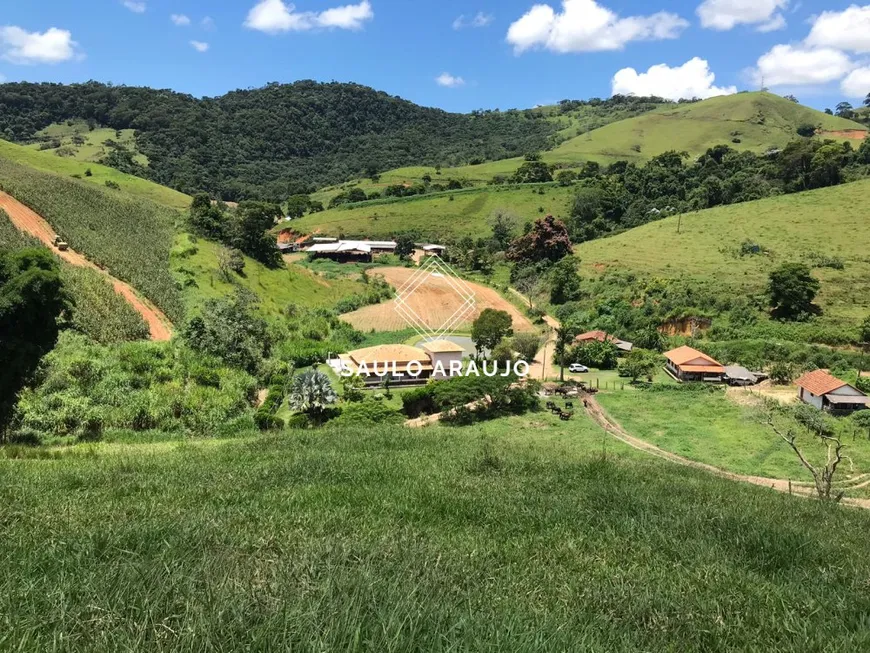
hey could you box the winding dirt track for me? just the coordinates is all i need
[0,191,172,341]
[582,394,870,509]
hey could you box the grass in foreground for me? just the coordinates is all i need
[3,415,870,650]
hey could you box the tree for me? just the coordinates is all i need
[796,123,816,138]
[340,373,366,403]
[512,332,542,362]
[554,324,578,382]
[865,93,870,108]
[231,201,283,267]
[289,369,337,424]
[285,194,311,219]
[824,108,833,115]
[768,263,820,320]
[0,248,68,438]
[784,94,799,103]
[188,193,227,240]
[548,256,582,304]
[491,340,515,364]
[512,159,553,184]
[395,234,416,259]
[489,210,517,252]
[183,289,269,374]
[471,308,514,356]
[217,247,245,280]
[853,411,870,440]
[860,315,870,344]
[618,349,661,383]
[506,215,573,264]
[836,102,854,119]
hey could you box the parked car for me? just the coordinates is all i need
[568,364,589,373]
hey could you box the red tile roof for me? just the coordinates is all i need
[795,369,847,396]
[664,345,722,368]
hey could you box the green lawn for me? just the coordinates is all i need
[4,414,870,650]
[0,138,189,211]
[598,388,870,484]
[576,178,870,321]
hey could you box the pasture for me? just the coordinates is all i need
[4,414,870,650]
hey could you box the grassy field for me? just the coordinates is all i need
[4,414,870,650]
[295,183,575,240]
[0,138,189,211]
[576,179,870,321]
[172,235,365,317]
[26,120,149,165]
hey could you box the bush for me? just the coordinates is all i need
[332,400,403,426]
[254,411,284,431]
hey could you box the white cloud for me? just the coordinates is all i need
[753,44,854,86]
[453,12,494,30]
[190,40,209,53]
[122,1,146,13]
[0,26,80,64]
[244,0,373,33]
[171,14,191,27]
[436,72,466,88]
[612,57,737,100]
[697,0,788,31]
[806,5,870,54]
[841,67,870,98]
[506,0,688,54]
[202,17,216,31]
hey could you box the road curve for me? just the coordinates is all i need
[0,191,172,341]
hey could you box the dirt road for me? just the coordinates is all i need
[582,393,870,509]
[0,191,172,341]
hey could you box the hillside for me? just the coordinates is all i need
[547,92,867,165]
[575,179,870,321]
[314,93,868,196]
[0,138,189,210]
[0,81,558,200]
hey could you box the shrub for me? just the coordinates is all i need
[332,400,403,426]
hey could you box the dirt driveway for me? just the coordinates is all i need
[0,191,172,341]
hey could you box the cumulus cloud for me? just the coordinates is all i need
[506,0,688,54]
[190,41,209,53]
[0,26,80,64]
[697,0,788,31]
[244,0,373,33]
[753,45,854,86]
[612,58,737,101]
[805,5,870,54]
[453,12,494,30]
[436,72,466,88]
[841,67,870,98]
[171,14,191,27]
[122,1,146,13]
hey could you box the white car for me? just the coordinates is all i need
[568,364,589,373]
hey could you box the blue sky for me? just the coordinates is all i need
[1,1,868,113]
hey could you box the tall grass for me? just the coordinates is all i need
[2,417,870,651]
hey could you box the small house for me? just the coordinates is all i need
[663,345,726,383]
[795,370,868,413]
[574,330,633,354]
[420,339,465,379]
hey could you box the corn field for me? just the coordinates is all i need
[0,159,184,323]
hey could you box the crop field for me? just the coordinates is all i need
[172,235,365,316]
[340,266,537,333]
[0,138,190,211]
[576,179,870,321]
[0,157,184,323]
[296,184,575,240]
[4,414,870,650]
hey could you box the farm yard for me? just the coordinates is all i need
[340,266,536,333]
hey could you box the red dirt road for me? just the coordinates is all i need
[0,191,172,341]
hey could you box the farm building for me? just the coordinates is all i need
[795,370,868,413]
[574,330,633,353]
[306,240,397,262]
[330,340,465,387]
[663,346,726,383]
[724,365,762,387]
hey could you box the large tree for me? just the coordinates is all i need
[231,201,283,267]
[471,308,514,356]
[506,215,573,265]
[768,263,820,320]
[0,248,68,438]
[549,256,582,304]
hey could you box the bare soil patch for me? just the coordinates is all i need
[342,267,535,333]
[820,129,868,140]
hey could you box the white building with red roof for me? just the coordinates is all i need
[795,370,868,413]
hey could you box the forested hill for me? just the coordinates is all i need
[0,81,559,201]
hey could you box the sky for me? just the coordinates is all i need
[0,1,869,114]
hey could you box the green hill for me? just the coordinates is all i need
[547,92,867,165]
[0,138,189,211]
[575,179,870,321]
